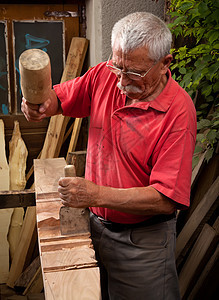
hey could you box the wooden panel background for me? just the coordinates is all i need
[0,3,81,113]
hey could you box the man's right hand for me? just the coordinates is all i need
[21,89,62,122]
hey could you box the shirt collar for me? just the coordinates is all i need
[121,70,179,112]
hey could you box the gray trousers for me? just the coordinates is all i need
[90,213,180,300]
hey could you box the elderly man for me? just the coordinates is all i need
[22,12,196,300]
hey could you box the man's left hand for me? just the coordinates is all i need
[58,177,98,208]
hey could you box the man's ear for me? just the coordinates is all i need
[161,54,173,73]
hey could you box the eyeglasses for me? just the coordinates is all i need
[106,53,156,81]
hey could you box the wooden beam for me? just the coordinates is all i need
[179,222,218,299]
[0,190,35,209]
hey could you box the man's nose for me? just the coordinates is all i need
[118,72,131,87]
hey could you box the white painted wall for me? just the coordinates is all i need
[86,0,165,67]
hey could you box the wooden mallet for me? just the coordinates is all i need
[19,48,52,104]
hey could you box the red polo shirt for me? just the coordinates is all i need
[54,62,197,224]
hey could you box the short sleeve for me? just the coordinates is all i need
[150,129,195,208]
[53,68,95,118]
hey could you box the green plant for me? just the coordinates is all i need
[167,0,219,168]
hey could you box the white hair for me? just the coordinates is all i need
[111,12,172,61]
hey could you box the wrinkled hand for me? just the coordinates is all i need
[21,89,61,122]
[58,177,99,208]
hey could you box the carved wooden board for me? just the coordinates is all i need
[8,120,28,260]
[34,158,101,300]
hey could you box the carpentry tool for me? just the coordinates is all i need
[59,164,90,236]
[19,48,52,104]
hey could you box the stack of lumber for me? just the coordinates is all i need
[34,158,100,300]
[176,153,219,300]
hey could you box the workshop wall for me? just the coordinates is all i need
[86,0,165,66]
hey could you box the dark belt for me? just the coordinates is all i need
[95,212,176,232]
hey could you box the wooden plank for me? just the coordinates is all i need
[188,244,219,300]
[176,176,219,264]
[0,190,35,209]
[34,158,100,299]
[7,206,37,288]
[40,37,88,160]
[186,153,219,222]
[0,120,10,191]
[0,119,13,283]
[0,209,13,283]
[8,121,28,261]
[8,208,24,261]
[191,150,206,189]
[23,267,43,296]
[9,121,28,191]
[179,223,218,299]
[67,118,83,155]
[14,256,41,291]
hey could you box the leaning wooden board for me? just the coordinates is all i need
[34,158,101,300]
[0,119,13,283]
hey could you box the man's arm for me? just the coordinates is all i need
[58,177,176,216]
[21,89,62,122]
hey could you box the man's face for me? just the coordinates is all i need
[112,42,171,101]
